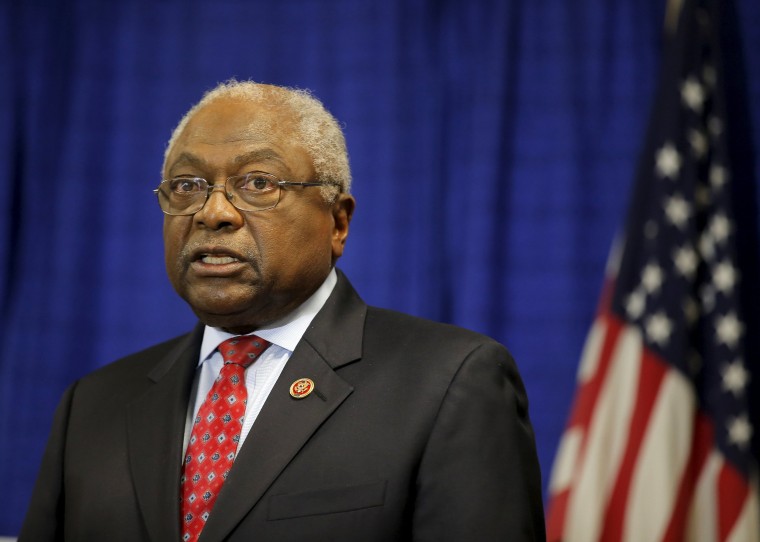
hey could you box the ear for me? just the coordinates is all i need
[331,194,355,262]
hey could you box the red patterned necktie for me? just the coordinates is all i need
[180,335,271,542]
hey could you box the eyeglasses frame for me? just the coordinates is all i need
[153,171,340,216]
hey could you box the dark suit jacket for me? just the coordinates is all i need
[20,271,545,541]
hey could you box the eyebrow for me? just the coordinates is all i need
[167,152,206,175]
[167,149,290,177]
[233,149,286,168]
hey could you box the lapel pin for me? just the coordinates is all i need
[290,378,315,399]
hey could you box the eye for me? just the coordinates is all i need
[238,173,276,193]
[169,178,205,194]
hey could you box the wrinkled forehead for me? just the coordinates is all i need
[184,97,297,143]
[163,96,316,180]
[165,98,301,167]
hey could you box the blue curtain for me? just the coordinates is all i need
[2,0,759,534]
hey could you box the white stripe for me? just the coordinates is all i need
[564,324,642,542]
[549,428,583,493]
[686,451,722,541]
[623,369,695,541]
[605,235,624,277]
[726,473,760,542]
[548,318,607,493]
[577,318,607,383]
[549,317,608,493]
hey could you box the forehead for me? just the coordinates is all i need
[165,97,309,175]
[184,97,296,144]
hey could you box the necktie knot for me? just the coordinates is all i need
[219,335,271,368]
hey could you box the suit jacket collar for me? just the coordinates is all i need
[128,270,366,542]
[300,268,366,370]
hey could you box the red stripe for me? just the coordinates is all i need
[717,461,750,541]
[660,413,713,541]
[598,342,669,541]
[546,488,570,542]
[596,276,616,318]
[545,313,623,538]
[568,314,624,430]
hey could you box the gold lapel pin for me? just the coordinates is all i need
[290,378,315,399]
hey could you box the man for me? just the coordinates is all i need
[21,81,545,541]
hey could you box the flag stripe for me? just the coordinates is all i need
[548,428,583,495]
[717,462,749,541]
[726,477,760,542]
[563,321,641,541]
[545,486,570,541]
[577,317,608,384]
[599,345,669,541]
[661,412,713,541]
[623,368,695,541]
[686,451,722,541]
[546,316,624,539]
[569,316,623,430]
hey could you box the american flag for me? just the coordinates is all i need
[545,0,760,540]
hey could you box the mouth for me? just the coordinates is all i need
[189,245,246,263]
[200,254,240,265]
[188,246,247,276]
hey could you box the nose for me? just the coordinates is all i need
[193,184,244,230]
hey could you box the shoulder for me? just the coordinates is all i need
[333,269,500,351]
[357,306,522,403]
[364,305,509,359]
[74,329,199,392]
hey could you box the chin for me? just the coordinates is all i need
[182,289,257,325]
[189,305,256,332]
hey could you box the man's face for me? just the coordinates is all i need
[162,96,353,334]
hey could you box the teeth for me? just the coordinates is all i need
[201,255,238,265]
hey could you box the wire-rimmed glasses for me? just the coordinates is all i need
[154,171,338,216]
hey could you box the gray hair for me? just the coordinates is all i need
[163,80,351,200]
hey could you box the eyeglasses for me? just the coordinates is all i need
[153,171,339,216]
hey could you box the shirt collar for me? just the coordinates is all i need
[198,268,337,366]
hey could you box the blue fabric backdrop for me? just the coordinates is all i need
[2,0,759,535]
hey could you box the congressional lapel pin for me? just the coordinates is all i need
[290,378,315,399]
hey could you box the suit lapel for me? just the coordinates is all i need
[198,270,366,542]
[126,326,203,542]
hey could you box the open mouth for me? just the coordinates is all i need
[200,254,240,265]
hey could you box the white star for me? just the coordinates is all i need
[710,164,728,190]
[699,232,716,261]
[727,415,752,450]
[664,194,692,229]
[713,260,738,293]
[673,245,698,279]
[701,283,717,312]
[688,129,708,158]
[645,311,673,347]
[681,77,706,112]
[709,213,732,244]
[722,359,750,397]
[641,263,664,293]
[715,312,744,348]
[625,289,646,320]
[655,143,682,179]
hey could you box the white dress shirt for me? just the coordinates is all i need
[182,269,337,455]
